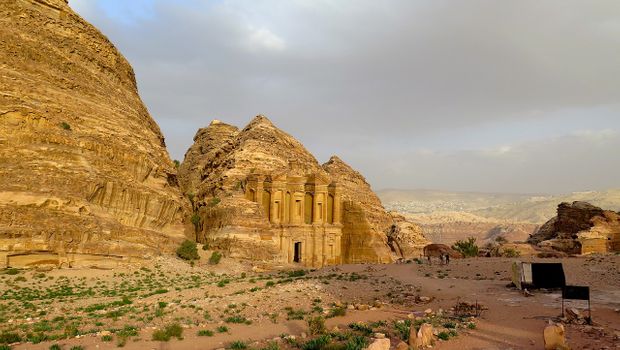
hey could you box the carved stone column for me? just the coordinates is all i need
[333,189,342,224]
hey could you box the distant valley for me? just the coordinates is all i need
[379,188,620,244]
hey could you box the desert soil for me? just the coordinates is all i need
[2,252,619,350]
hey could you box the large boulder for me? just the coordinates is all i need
[529,202,620,254]
[0,0,189,265]
[365,338,390,350]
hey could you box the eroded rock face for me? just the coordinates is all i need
[388,212,429,259]
[321,156,396,263]
[0,0,189,264]
[178,116,427,266]
[529,202,620,254]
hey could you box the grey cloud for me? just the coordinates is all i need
[352,130,620,193]
[70,0,620,193]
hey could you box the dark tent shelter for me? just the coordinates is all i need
[512,262,566,289]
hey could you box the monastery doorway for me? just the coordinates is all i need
[293,242,302,263]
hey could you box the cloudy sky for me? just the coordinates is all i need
[70,0,620,194]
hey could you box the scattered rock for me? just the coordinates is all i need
[365,338,390,350]
[409,323,434,349]
[374,333,385,339]
[543,323,569,350]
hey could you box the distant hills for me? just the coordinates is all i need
[378,188,620,244]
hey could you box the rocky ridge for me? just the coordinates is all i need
[0,0,189,266]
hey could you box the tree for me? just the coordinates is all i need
[452,237,479,257]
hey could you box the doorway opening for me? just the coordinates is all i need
[293,242,302,263]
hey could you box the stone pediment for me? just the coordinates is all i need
[306,172,332,185]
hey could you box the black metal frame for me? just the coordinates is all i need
[561,285,591,324]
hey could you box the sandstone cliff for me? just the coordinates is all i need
[178,116,428,265]
[528,202,620,254]
[0,0,189,266]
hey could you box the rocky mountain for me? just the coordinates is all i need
[178,116,428,266]
[0,0,189,267]
[529,202,620,254]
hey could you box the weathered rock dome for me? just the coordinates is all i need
[178,116,427,266]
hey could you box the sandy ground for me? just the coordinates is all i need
[2,253,619,350]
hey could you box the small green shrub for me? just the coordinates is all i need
[0,332,22,344]
[197,330,214,337]
[225,315,251,324]
[502,247,521,258]
[437,331,450,340]
[209,251,222,265]
[287,270,307,278]
[0,346,10,350]
[348,322,373,336]
[176,240,199,261]
[49,344,62,350]
[152,323,183,341]
[301,335,331,350]
[173,160,180,168]
[393,320,412,341]
[307,316,326,335]
[344,336,368,350]
[3,269,19,275]
[452,237,479,257]
[70,346,84,350]
[102,334,113,342]
[216,326,229,333]
[327,306,346,318]
[60,122,71,130]
[467,322,476,329]
[443,321,456,329]
[229,341,247,350]
[285,308,307,320]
